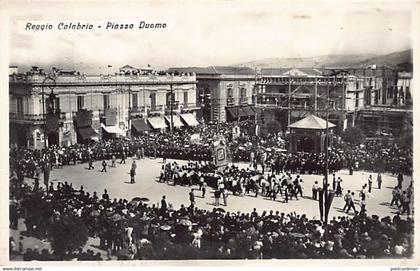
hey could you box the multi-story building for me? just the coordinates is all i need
[255,68,360,132]
[344,67,412,137]
[255,66,412,138]
[167,66,257,123]
[9,66,198,149]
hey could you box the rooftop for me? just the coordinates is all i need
[167,66,256,76]
[288,114,336,130]
[261,68,324,77]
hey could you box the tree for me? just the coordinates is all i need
[394,131,413,149]
[341,127,366,145]
[266,120,282,135]
[48,214,89,258]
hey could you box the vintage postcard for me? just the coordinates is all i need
[0,0,418,269]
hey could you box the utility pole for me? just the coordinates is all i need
[170,83,174,133]
[288,75,292,127]
[324,75,330,225]
[128,84,131,138]
[314,74,318,116]
[341,73,346,130]
[237,83,240,124]
[41,76,56,149]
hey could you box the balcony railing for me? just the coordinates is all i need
[257,78,345,86]
[10,112,68,122]
[149,105,164,113]
[9,73,197,86]
[239,97,248,104]
[181,102,200,110]
[10,113,44,122]
[130,106,147,114]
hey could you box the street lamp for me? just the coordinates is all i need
[128,84,132,138]
[41,75,56,149]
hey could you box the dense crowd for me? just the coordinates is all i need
[9,121,412,184]
[9,121,413,260]
[160,161,308,204]
[9,166,414,260]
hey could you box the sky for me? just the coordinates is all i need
[6,1,414,74]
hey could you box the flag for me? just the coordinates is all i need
[325,191,335,222]
[318,190,324,221]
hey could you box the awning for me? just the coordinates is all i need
[241,105,256,117]
[180,113,199,126]
[101,123,124,134]
[165,115,184,127]
[147,117,168,129]
[77,126,98,140]
[132,119,151,132]
[226,107,246,119]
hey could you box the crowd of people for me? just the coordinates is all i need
[160,161,309,205]
[9,121,412,186]
[9,120,414,261]
[9,170,414,260]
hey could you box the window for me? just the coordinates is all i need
[355,92,359,108]
[17,97,23,114]
[227,88,233,104]
[150,92,156,111]
[103,94,110,109]
[132,93,138,108]
[240,88,247,103]
[77,96,84,111]
[55,97,60,113]
[183,92,188,105]
[227,88,233,97]
[166,92,173,106]
[240,88,246,98]
[388,87,394,99]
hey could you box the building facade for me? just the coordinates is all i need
[255,68,361,132]
[255,66,412,138]
[168,66,257,123]
[9,66,198,149]
[346,67,413,137]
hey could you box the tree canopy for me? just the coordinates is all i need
[341,127,366,145]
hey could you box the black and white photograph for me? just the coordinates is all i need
[1,0,418,266]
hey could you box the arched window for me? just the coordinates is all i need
[240,88,247,103]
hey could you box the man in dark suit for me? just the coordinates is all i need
[189,189,195,206]
[101,160,107,172]
[88,157,94,170]
[120,151,126,164]
[161,195,167,213]
[130,167,136,184]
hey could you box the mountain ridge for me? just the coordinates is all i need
[233,49,412,69]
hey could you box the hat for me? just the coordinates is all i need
[160,225,171,231]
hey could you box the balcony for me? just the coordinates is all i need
[257,77,345,86]
[9,112,68,124]
[10,112,44,122]
[181,102,200,111]
[130,106,147,117]
[239,97,249,104]
[9,73,197,87]
[149,105,164,113]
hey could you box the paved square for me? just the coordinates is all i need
[39,157,412,220]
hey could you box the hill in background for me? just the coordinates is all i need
[234,49,413,71]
